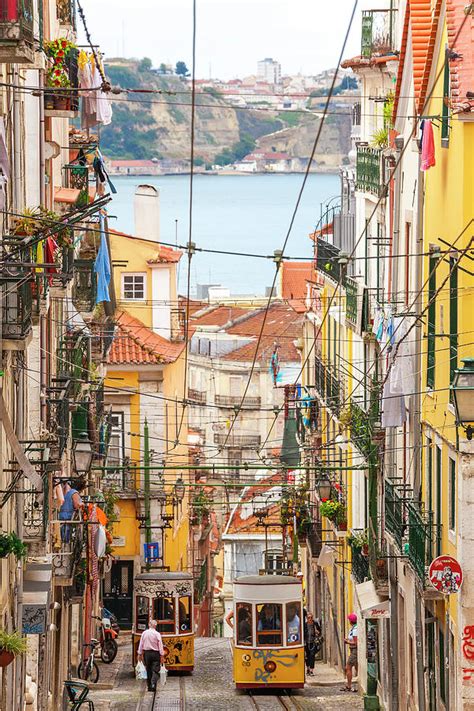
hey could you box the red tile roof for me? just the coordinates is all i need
[446,0,474,112]
[280,261,313,300]
[341,54,399,70]
[107,311,185,365]
[191,305,251,327]
[225,474,284,535]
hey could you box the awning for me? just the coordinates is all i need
[356,580,390,619]
[317,544,337,568]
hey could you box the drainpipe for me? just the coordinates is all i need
[144,419,151,570]
[39,70,45,206]
[13,67,22,208]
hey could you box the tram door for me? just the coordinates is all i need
[103,561,134,628]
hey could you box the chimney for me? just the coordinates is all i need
[134,184,160,241]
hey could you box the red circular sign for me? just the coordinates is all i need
[428,555,463,594]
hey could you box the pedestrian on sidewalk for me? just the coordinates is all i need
[342,613,358,692]
[137,620,165,692]
[304,612,321,676]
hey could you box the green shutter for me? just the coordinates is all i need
[427,255,437,389]
[449,458,456,531]
[449,257,458,385]
[439,628,446,703]
[72,402,88,441]
[441,50,450,143]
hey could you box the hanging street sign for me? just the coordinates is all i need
[428,555,463,594]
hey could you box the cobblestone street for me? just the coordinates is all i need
[88,636,364,710]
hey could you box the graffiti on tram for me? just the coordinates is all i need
[240,649,298,683]
[164,636,193,666]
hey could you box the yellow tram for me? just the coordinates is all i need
[232,575,305,689]
[132,571,194,672]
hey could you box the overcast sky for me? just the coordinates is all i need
[79,1,383,79]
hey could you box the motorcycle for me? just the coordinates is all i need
[93,615,118,663]
[101,607,120,636]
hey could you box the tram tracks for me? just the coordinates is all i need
[247,690,302,711]
[150,674,186,710]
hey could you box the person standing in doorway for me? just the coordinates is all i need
[137,620,165,692]
[304,612,321,676]
[342,612,358,692]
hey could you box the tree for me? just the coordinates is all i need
[159,63,168,75]
[138,57,153,72]
[175,61,190,77]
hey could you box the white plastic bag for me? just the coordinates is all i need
[135,661,147,680]
[159,664,168,687]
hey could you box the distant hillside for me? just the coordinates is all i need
[102,59,351,168]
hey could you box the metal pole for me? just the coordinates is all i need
[144,419,151,570]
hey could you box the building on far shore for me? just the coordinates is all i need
[257,57,282,85]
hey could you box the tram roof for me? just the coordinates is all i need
[234,575,301,585]
[135,572,192,582]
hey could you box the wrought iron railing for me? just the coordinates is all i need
[63,163,89,206]
[72,259,97,312]
[215,394,261,408]
[188,388,206,404]
[316,237,341,282]
[356,147,383,196]
[56,332,90,396]
[407,502,436,585]
[361,9,396,58]
[314,355,345,417]
[344,275,358,327]
[348,398,374,459]
[1,275,33,339]
[351,544,370,584]
[385,480,406,550]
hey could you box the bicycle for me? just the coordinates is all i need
[78,640,100,683]
[64,680,95,710]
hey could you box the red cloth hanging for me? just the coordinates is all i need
[421,120,436,171]
[44,235,58,283]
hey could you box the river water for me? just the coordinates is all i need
[109,173,339,295]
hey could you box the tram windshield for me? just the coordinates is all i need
[136,596,149,631]
[236,603,252,646]
[153,597,175,634]
[286,602,302,645]
[256,603,282,646]
[179,596,191,632]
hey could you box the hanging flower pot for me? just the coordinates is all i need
[0,649,14,668]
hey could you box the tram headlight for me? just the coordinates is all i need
[264,661,277,673]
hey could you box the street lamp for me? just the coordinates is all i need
[174,477,186,503]
[72,433,93,474]
[451,358,474,440]
[316,475,332,500]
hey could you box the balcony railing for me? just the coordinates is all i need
[188,388,206,404]
[56,332,90,396]
[52,515,84,580]
[0,0,35,63]
[213,433,261,447]
[314,356,345,417]
[72,259,97,312]
[344,275,358,328]
[361,9,396,59]
[407,502,437,586]
[385,480,406,550]
[356,147,383,196]
[1,274,33,340]
[351,544,370,584]
[307,521,323,559]
[44,50,79,115]
[316,237,341,282]
[215,394,261,409]
[63,163,89,207]
[101,466,136,494]
[348,398,374,459]
[56,0,76,28]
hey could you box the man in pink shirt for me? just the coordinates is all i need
[137,620,165,691]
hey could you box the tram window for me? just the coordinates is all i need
[136,596,149,631]
[154,597,175,634]
[179,596,191,632]
[286,602,301,645]
[256,603,282,646]
[236,603,252,646]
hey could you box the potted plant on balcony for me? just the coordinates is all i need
[0,630,27,668]
[319,499,346,530]
[12,207,42,237]
[347,529,368,555]
[0,532,27,560]
[44,38,76,111]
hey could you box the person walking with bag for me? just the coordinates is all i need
[304,612,321,676]
[137,620,165,692]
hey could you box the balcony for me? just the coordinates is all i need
[215,394,261,409]
[406,502,438,591]
[63,163,90,207]
[52,517,84,583]
[384,479,406,550]
[44,49,80,117]
[361,9,396,59]
[316,237,341,283]
[348,398,374,459]
[351,544,370,584]
[314,356,345,417]
[356,147,384,197]
[72,259,97,313]
[0,0,35,63]
[306,521,323,559]
[213,433,261,448]
[56,331,90,396]
[101,466,136,496]
[188,388,206,404]
[1,273,33,343]
[56,0,76,27]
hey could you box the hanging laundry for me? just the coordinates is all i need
[380,366,407,428]
[0,117,10,179]
[389,316,416,397]
[94,213,111,304]
[78,51,112,129]
[421,120,436,171]
[44,235,58,284]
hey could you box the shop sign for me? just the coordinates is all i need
[428,555,463,594]
[112,536,126,547]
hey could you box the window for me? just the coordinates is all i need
[153,597,175,634]
[122,273,146,300]
[256,603,282,646]
[229,376,242,397]
[136,596,149,631]
[427,253,438,389]
[404,222,411,306]
[426,437,433,513]
[228,449,242,482]
[449,255,458,386]
[449,457,456,532]
[441,48,450,145]
[265,549,285,574]
[178,596,191,633]
[108,412,125,466]
[286,602,302,645]
[236,603,253,646]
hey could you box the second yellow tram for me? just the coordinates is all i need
[132,571,194,672]
[232,575,305,689]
